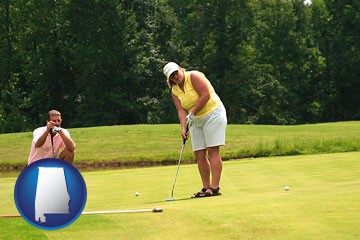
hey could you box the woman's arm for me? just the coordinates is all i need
[189,71,210,115]
[172,92,189,140]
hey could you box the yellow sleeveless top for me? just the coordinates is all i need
[172,71,221,118]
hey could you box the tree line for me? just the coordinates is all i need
[1,0,359,133]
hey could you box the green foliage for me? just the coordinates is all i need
[1,0,359,132]
[320,1,360,119]
[0,106,27,133]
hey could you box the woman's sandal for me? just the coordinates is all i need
[203,187,222,197]
[191,188,207,198]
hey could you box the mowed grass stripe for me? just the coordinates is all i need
[1,122,360,168]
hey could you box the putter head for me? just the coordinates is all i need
[152,207,163,212]
[166,197,175,201]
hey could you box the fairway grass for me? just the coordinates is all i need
[1,152,359,239]
[2,122,360,169]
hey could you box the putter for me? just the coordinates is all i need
[82,207,163,215]
[0,214,21,218]
[166,125,189,202]
[0,208,163,218]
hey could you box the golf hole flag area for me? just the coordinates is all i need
[1,152,359,239]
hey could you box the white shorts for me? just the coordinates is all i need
[190,104,227,151]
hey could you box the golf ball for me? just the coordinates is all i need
[135,192,139,196]
[284,186,290,191]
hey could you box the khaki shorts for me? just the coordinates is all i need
[190,105,227,151]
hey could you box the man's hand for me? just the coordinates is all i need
[47,121,55,133]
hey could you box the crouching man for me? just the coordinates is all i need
[28,110,75,165]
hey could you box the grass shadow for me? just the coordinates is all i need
[146,197,195,204]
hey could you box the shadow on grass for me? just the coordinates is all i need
[146,197,196,204]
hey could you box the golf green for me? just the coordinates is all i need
[0,152,359,239]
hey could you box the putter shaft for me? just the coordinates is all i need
[170,143,185,198]
[167,125,189,201]
[0,208,163,218]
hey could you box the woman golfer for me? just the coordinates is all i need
[163,62,227,197]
